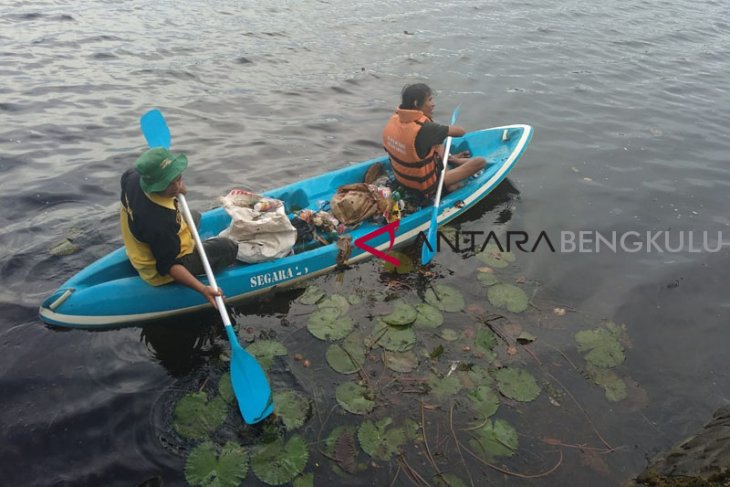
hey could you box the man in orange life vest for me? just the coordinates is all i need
[383,83,485,195]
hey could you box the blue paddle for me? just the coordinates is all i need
[140,109,274,424]
[421,105,460,265]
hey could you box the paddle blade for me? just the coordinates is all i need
[140,109,171,150]
[421,211,438,265]
[230,341,274,424]
[450,105,461,125]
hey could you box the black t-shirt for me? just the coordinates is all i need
[414,121,449,159]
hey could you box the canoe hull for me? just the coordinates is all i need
[39,125,533,328]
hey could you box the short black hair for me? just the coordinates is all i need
[400,83,432,110]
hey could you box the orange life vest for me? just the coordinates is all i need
[382,108,442,195]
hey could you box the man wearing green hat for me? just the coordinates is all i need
[120,147,238,307]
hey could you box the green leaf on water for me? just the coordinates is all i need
[297,285,326,305]
[372,320,416,352]
[495,367,540,402]
[468,419,518,460]
[292,473,314,487]
[516,332,537,344]
[251,435,309,486]
[466,366,494,388]
[441,328,460,341]
[414,303,444,328]
[476,243,515,269]
[474,329,498,352]
[318,294,350,315]
[382,300,418,326]
[575,326,625,368]
[430,344,444,359]
[185,441,248,487]
[324,425,361,476]
[468,385,500,419]
[487,283,529,313]
[477,271,499,286]
[174,392,228,440]
[326,332,366,374]
[245,340,288,370]
[586,364,627,402]
[425,284,465,312]
[384,350,418,373]
[274,391,312,430]
[358,418,407,462]
[307,308,354,341]
[335,382,375,415]
[347,294,363,305]
[218,372,234,404]
[435,473,468,487]
[428,373,463,399]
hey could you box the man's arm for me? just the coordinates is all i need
[168,264,222,309]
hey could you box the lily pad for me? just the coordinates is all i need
[347,294,362,305]
[245,340,288,370]
[50,238,78,257]
[428,373,462,399]
[516,332,537,344]
[469,419,518,460]
[414,303,444,328]
[384,351,418,373]
[468,385,500,419]
[575,326,625,368]
[382,300,418,326]
[465,366,494,388]
[476,243,515,269]
[326,332,366,374]
[474,329,498,352]
[185,441,248,487]
[307,308,354,341]
[358,418,407,462]
[435,474,468,487]
[273,391,311,430]
[174,392,228,440]
[218,373,234,404]
[495,367,540,402]
[487,283,529,313]
[586,364,627,402]
[441,328,460,341]
[372,320,416,352]
[324,426,361,475]
[317,294,350,315]
[297,286,326,305]
[335,382,375,415]
[251,435,309,486]
[477,271,499,286]
[292,473,314,487]
[425,285,465,312]
[383,250,414,274]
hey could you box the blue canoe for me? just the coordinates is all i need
[39,125,533,328]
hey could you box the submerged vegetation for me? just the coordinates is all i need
[167,231,643,486]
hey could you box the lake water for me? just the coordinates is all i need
[1,0,729,485]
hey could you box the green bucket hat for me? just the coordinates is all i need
[134,148,188,193]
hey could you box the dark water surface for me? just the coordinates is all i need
[1,0,728,485]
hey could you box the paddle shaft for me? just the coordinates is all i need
[176,194,232,329]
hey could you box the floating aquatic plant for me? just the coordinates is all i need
[297,285,326,305]
[273,391,311,430]
[440,328,460,342]
[251,435,309,486]
[318,294,350,315]
[468,385,500,419]
[326,332,366,374]
[428,373,463,399]
[476,243,515,269]
[358,417,407,462]
[414,303,444,328]
[425,284,465,312]
[218,372,233,404]
[435,473,468,487]
[372,320,416,352]
[586,364,627,402]
[347,294,363,305]
[174,392,228,440]
[245,339,288,370]
[292,473,314,487]
[465,366,494,388]
[184,441,248,487]
[381,300,418,326]
[324,426,361,475]
[383,250,414,274]
[469,419,518,460]
[495,367,540,402]
[487,283,529,313]
[384,350,419,373]
[474,329,498,352]
[335,382,375,415]
[477,271,499,286]
[307,308,354,341]
[575,323,626,368]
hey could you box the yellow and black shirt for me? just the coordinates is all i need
[120,168,194,286]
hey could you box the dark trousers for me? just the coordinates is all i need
[178,210,239,275]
